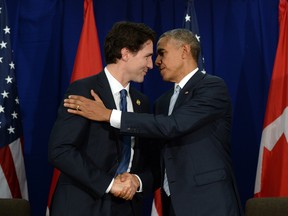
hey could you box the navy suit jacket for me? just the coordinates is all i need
[48,71,155,216]
[120,71,243,216]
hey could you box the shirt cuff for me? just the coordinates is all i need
[134,174,143,192]
[110,109,121,129]
[106,178,114,193]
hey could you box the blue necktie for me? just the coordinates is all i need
[116,89,131,174]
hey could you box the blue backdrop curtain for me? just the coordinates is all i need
[6,0,278,215]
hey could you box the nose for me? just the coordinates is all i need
[155,55,161,67]
[147,57,153,69]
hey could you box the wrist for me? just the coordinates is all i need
[132,174,140,189]
[105,109,112,122]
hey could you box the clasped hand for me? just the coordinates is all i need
[110,172,140,200]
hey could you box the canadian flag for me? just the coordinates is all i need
[254,0,288,197]
[151,188,162,216]
[46,0,102,215]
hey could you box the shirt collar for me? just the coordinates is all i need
[104,67,130,95]
[175,67,199,89]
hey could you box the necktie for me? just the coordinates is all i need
[116,89,131,174]
[164,85,181,196]
[168,85,181,115]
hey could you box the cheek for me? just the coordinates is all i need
[161,72,170,82]
[139,61,148,71]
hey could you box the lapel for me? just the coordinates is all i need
[128,87,147,172]
[91,71,117,110]
[91,71,122,161]
[156,88,174,115]
[129,88,143,113]
[173,70,206,110]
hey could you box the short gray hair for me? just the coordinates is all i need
[159,28,200,62]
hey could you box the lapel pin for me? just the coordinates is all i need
[136,99,141,105]
[185,91,189,95]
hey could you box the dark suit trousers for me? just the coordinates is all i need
[111,196,134,216]
[161,190,176,216]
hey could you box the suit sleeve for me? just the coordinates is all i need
[48,80,113,199]
[120,76,232,139]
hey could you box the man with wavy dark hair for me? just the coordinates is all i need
[48,21,158,216]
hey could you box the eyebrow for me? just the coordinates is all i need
[156,48,166,55]
[145,52,153,57]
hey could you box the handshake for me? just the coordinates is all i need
[110,172,140,200]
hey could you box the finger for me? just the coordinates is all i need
[68,95,84,100]
[112,191,121,197]
[63,102,77,109]
[64,98,77,104]
[119,174,127,182]
[64,102,81,111]
[115,174,125,182]
[90,90,102,102]
[67,108,82,114]
[122,191,131,200]
[120,187,130,198]
[127,192,134,200]
[125,190,135,200]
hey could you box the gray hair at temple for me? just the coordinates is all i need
[159,28,200,62]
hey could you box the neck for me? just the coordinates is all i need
[106,64,130,87]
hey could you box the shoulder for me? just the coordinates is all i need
[66,71,105,97]
[202,73,225,84]
[196,73,228,91]
[71,71,105,86]
[196,74,231,101]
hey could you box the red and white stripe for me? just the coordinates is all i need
[0,138,28,199]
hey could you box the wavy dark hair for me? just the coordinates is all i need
[104,21,156,64]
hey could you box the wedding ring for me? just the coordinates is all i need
[76,105,80,111]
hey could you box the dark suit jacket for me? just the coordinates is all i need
[120,71,244,216]
[48,71,155,216]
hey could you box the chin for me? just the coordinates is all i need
[134,78,144,83]
[161,74,167,81]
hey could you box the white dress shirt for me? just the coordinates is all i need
[104,67,142,193]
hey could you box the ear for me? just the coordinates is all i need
[181,44,191,59]
[121,47,130,62]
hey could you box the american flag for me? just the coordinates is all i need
[183,0,206,73]
[0,0,28,199]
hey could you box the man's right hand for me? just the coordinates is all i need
[110,173,138,200]
[63,89,112,122]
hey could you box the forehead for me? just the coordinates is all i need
[138,40,153,54]
[157,37,169,49]
[157,37,178,51]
